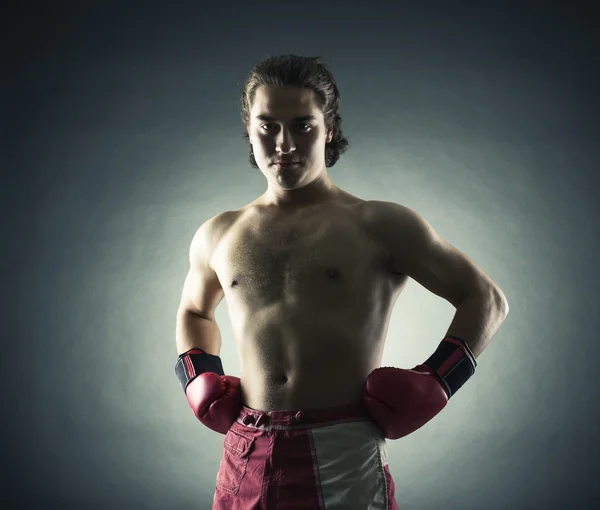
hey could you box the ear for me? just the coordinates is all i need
[326,128,333,143]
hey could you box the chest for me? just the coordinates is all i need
[212,207,390,292]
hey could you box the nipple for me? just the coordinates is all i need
[275,375,289,384]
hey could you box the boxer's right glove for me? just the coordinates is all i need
[175,348,243,434]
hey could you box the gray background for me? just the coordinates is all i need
[5,1,599,509]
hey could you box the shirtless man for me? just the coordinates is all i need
[174,56,509,509]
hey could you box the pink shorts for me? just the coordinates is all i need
[212,403,399,509]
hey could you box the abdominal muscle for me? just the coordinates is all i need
[231,299,389,412]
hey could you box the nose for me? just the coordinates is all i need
[275,128,296,155]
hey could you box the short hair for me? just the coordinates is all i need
[240,55,350,168]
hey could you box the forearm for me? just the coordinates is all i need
[174,310,241,434]
[444,288,509,359]
[175,309,222,357]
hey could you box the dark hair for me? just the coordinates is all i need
[240,54,350,168]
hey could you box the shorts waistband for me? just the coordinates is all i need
[236,403,372,429]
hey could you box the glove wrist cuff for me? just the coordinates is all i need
[423,336,477,399]
[175,348,225,392]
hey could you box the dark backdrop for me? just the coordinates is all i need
[4,1,599,508]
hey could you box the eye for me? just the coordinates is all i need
[260,124,312,132]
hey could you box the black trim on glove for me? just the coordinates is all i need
[174,348,225,392]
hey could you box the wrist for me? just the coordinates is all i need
[175,348,225,392]
[423,336,477,398]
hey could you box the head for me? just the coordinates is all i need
[240,55,350,195]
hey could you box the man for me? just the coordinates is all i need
[174,55,509,509]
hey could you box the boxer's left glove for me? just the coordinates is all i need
[175,348,243,434]
[362,336,477,440]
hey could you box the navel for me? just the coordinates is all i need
[326,267,340,279]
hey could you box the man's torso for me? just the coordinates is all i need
[209,191,409,411]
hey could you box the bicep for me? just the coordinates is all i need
[178,221,225,319]
[382,203,498,307]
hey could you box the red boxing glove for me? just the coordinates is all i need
[185,372,243,434]
[175,348,243,434]
[362,336,477,440]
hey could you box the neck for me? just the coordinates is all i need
[264,172,340,211]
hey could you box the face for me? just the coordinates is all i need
[247,86,333,192]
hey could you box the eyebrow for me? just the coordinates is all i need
[255,115,316,122]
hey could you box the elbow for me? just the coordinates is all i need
[493,287,509,317]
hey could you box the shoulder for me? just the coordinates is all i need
[361,200,433,241]
[360,200,446,276]
[191,210,240,255]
